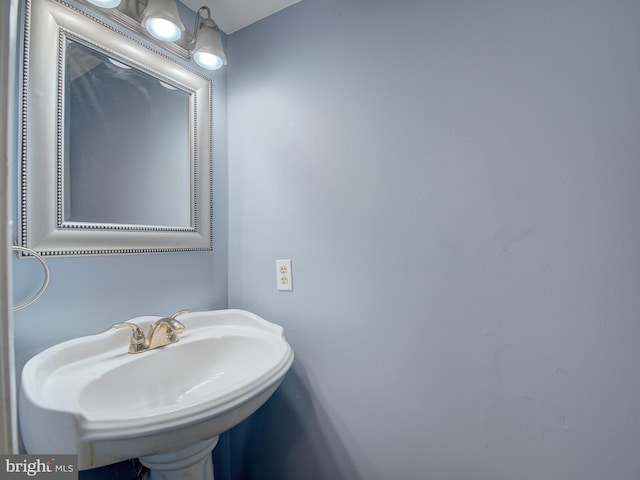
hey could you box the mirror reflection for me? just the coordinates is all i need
[64,39,191,227]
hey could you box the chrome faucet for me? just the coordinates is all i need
[113,310,188,354]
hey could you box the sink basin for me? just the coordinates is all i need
[19,309,294,473]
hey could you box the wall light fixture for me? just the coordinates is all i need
[81,0,226,70]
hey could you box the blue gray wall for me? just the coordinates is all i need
[226,0,640,479]
[11,0,640,478]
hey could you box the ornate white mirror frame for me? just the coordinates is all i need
[20,0,213,256]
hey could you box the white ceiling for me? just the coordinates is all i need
[181,0,301,35]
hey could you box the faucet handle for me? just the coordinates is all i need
[169,310,188,334]
[169,318,185,334]
[113,323,146,353]
[113,323,145,343]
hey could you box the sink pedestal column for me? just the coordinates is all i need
[139,437,219,480]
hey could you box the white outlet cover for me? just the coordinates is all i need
[276,259,292,291]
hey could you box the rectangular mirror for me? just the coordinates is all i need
[20,0,213,256]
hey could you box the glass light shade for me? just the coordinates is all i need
[194,51,224,70]
[86,0,121,8]
[192,21,226,70]
[142,0,185,42]
[145,17,181,41]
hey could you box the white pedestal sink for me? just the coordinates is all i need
[19,309,294,479]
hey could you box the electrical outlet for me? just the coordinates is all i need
[276,259,292,291]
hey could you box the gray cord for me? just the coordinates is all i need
[11,245,50,311]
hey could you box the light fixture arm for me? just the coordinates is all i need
[191,6,219,47]
[194,6,210,40]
